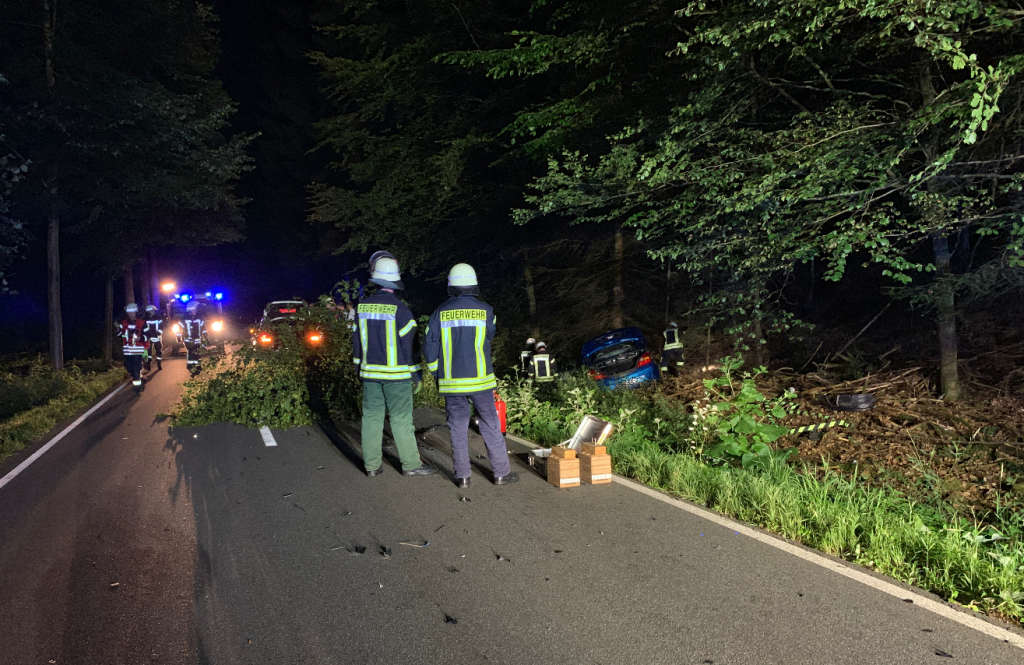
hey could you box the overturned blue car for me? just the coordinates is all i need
[581,327,659,390]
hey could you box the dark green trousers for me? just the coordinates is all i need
[361,380,422,472]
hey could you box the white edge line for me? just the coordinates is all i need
[0,382,129,492]
[505,433,1024,649]
[259,426,278,447]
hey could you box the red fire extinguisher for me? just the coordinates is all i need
[494,390,507,434]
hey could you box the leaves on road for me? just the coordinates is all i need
[346,544,366,555]
[444,614,458,624]
[379,545,392,559]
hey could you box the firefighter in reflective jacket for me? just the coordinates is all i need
[183,299,206,375]
[142,304,164,372]
[661,321,684,375]
[119,303,148,391]
[528,341,557,383]
[520,337,536,373]
[425,263,517,488]
[352,256,436,478]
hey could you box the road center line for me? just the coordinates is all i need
[504,433,1024,649]
[0,382,128,492]
[259,426,278,447]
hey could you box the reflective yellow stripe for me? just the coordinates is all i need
[359,318,368,367]
[386,318,397,366]
[363,363,417,373]
[438,376,496,393]
[361,369,413,380]
[426,360,439,372]
[399,319,416,337]
[441,327,453,379]
[474,323,486,378]
[353,358,360,365]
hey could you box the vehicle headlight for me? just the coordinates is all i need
[171,323,181,334]
[211,320,225,332]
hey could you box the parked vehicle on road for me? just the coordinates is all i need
[251,300,325,351]
[581,327,659,389]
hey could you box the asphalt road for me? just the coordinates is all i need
[1,358,1022,664]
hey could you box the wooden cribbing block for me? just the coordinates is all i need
[550,446,576,459]
[579,451,612,485]
[547,456,580,488]
[581,443,606,456]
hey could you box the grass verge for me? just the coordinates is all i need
[499,370,1024,625]
[0,365,124,463]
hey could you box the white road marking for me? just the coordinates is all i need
[259,426,278,447]
[0,383,128,492]
[505,433,1024,649]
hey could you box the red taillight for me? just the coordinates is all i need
[258,333,273,345]
[637,353,652,367]
[588,369,607,380]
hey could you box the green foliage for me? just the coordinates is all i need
[0,364,122,461]
[0,357,68,420]
[699,356,796,468]
[176,298,362,428]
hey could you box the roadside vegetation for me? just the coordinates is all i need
[498,364,1024,625]
[0,356,123,462]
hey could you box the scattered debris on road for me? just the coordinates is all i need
[346,544,366,555]
[444,614,458,624]
[379,545,392,559]
[108,581,120,589]
[458,495,471,503]
[399,540,430,548]
[281,491,294,498]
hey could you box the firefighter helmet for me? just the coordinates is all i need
[370,256,404,289]
[125,303,139,315]
[145,304,158,314]
[368,250,395,273]
[535,341,548,352]
[447,263,478,287]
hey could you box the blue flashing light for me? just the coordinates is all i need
[205,291,212,297]
[180,293,192,303]
[214,292,224,301]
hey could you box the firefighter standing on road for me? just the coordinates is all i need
[143,304,164,372]
[119,303,148,392]
[352,256,436,478]
[183,299,206,375]
[661,321,684,376]
[425,263,517,488]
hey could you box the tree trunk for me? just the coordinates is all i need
[103,274,113,365]
[123,264,136,306]
[611,227,624,328]
[47,210,63,369]
[43,0,62,370]
[139,255,151,308]
[664,264,672,324]
[753,316,766,367]
[523,259,539,339]
[932,233,961,401]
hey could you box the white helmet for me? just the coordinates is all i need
[368,250,395,272]
[125,303,139,314]
[448,263,478,287]
[526,337,536,345]
[370,256,403,289]
[535,341,548,351]
[145,304,158,313]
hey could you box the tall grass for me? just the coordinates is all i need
[500,372,1024,623]
[0,364,124,461]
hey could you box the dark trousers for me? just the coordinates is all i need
[145,340,162,370]
[445,389,511,479]
[124,355,143,387]
[185,340,202,372]
[661,349,684,375]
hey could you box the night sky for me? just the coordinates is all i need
[1,1,352,356]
